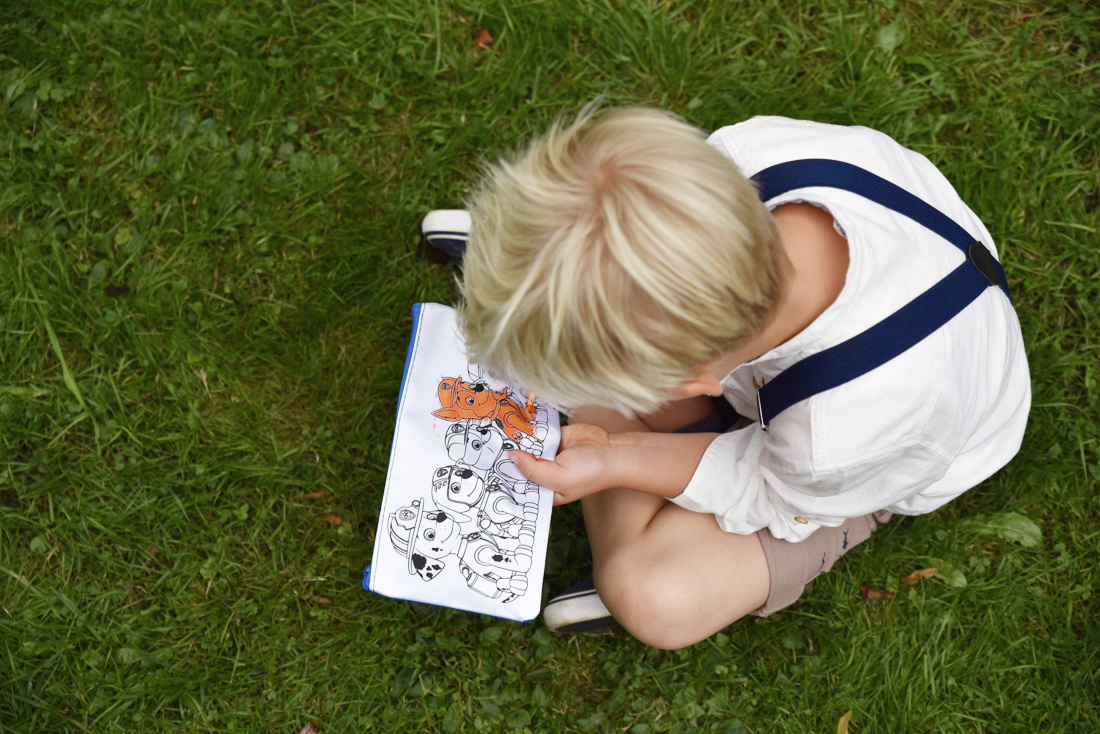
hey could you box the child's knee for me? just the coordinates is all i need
[595,558,735,650]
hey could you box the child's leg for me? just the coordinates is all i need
[572,404,771,650]
[583,487,770,649]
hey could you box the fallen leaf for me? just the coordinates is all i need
[935,566,968,588]
[876,20,905,53]
[299,491,329,500]
[837,709,852,734]
[475,28,493,50]
[322,514,343,525]
[299,725,319,734]
[901,567,939,585]
[960,511,1042,547]
[860,585,895,599]
[314,596,333,605]
[147,545,161,556]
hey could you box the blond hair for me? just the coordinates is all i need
[458,105,788,416]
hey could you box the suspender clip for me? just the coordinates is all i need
[756,389,769,432]
[967,241,1001,288]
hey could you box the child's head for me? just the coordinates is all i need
[458,105,788,416]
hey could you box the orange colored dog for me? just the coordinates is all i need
[432,377,535,443]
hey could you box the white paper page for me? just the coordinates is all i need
[369,303,560,622]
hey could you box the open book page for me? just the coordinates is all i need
[368,303,560,622]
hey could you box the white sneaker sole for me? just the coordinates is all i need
[543,588,618,633]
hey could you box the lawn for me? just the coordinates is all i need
[1,0,1097,732]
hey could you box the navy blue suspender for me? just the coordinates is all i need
[748,159,1013,431]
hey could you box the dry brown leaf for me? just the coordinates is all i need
[475,28,493,49]
[299,491,329,500]
[837,709,852,734]
[299,725,319,734]
[147,545,161,556]
[313,596,333,605]
[860,585,895,599]
[322,514,343,526]
[901,567,939,585]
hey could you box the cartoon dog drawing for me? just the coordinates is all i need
[444,421,542,493]
[432,376,541,446]
[445,420,512,470]
[430,462,539,540]
[387,499,532,602]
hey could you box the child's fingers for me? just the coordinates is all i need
[510,449,555,487]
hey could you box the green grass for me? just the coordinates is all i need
[1,0,1097,732]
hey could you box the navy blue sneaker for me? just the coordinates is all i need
[543,578,620,633]
[421,210,470,262]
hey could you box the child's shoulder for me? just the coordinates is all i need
[705,117,967,225]
[706,117,914,178]
[709,115,870,152]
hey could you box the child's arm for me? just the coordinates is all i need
[510,423,719,506]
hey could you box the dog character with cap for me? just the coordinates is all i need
[387,498,533,602]
[430,462,539,541]
[432,374,547,450]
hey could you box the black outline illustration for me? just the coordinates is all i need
[386,370,549,603]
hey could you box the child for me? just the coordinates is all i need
[434,107,1030,650]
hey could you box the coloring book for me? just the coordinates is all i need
[364,303,561,622]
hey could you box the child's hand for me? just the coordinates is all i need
[509,423,618,505]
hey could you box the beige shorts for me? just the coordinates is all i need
[751,510,893,617]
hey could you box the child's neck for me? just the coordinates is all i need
[711,202,850,378]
